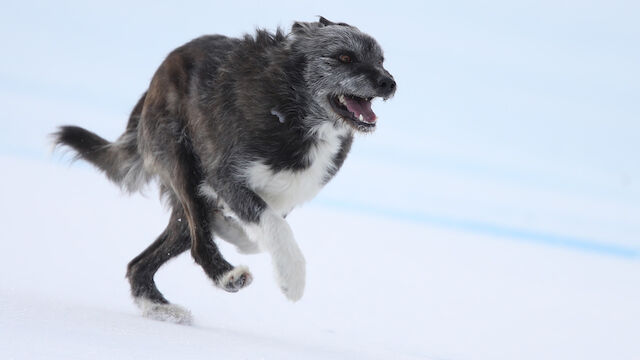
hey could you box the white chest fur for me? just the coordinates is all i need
[245,122,349,215]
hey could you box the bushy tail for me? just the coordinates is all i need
[53,93,149,193]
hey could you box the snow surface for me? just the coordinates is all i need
[1,1,639,359]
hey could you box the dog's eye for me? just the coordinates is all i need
[338,54,352,64]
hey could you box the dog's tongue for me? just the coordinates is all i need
[344,97,376,123]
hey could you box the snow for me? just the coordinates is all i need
[1,1,639,359]
[1,157,638,359]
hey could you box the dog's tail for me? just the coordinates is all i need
[53,92,150,193]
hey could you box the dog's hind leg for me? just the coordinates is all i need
[139,118,253,299]
[126,206,193,324]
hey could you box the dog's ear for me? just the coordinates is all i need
[318,16,352,27]
[318,16,335,26]
[292,17,352,34]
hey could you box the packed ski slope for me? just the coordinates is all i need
[1,1,639,359]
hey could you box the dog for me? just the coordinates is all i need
[54,16,395,324]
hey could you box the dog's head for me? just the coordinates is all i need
[289,17,396,132]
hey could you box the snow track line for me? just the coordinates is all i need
[317,198,639,260]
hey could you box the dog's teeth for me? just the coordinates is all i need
[339,95,346,104]
[358,114,363,121]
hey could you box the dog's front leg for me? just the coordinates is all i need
[215,181,306,301]
[245,209,306,301]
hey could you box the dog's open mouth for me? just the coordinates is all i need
[329,94,377,131]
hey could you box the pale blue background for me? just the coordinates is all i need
[1,0,638,255]
[1,2,640,359]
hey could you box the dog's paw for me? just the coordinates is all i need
[274,256,306,302]
[217,265,253,292]
[134,298,193,325]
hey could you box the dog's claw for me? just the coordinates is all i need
[232,273,249,289]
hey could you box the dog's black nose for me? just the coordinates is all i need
[377,76,396,95]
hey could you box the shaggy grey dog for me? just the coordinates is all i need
[54,17,395,324]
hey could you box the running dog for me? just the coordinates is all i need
[54,17,395,324]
